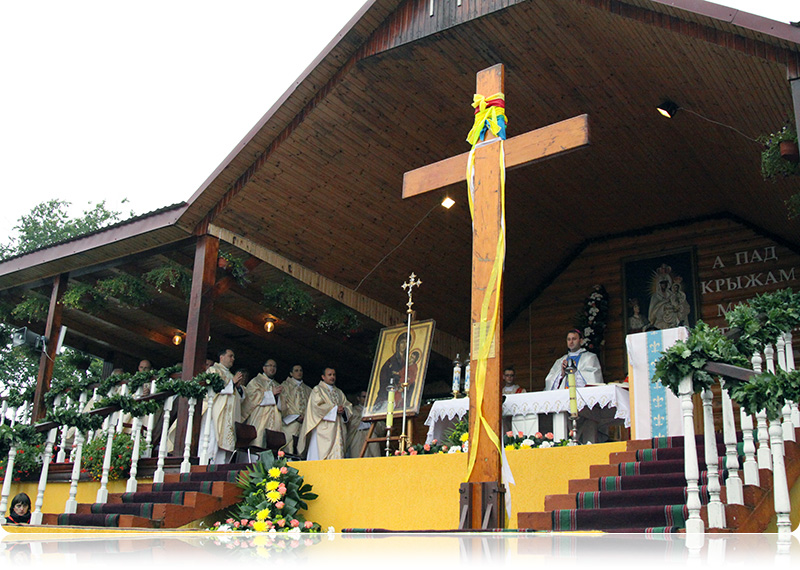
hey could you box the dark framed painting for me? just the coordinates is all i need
[622,248,700,336]
[362,319,435,421]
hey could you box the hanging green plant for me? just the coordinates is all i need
[11,292,49,323]
[96,274,151,308]
[315,304,362,335]
[62,281,106,313]
[724,288,800,356]
[218,251,250,286]
[728,369,800,421]
[262,278,314,316]
[758,120,800,181]
[144,260,192,298]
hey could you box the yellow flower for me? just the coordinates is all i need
[505,444,515,451]
[256,508,271,521]
[268,467,281,478]
[266,490,281,503]
[265,480,280,491]
[253,520,268,532]
[460,432,469,442]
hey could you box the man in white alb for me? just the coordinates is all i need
[544,329,604,391]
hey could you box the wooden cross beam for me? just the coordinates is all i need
[401,63,589,528]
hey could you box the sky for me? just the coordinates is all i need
[0,0,797,245]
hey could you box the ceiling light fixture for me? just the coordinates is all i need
[264,318,275,333]
[657,99,679,119]
[441,196,455,209]
[172,333,184,346]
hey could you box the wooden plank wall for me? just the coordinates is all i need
[504,217,800,392]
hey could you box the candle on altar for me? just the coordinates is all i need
[452,355,462,395]
[464,355,471,393]
[386,386,395,429]
[567,371,578,417]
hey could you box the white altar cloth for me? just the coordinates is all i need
[424,385,630,444]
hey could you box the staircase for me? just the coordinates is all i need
[43,462,251,529]
[518,431,800,533]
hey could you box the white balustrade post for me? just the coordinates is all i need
[153,395,175,483]
[143,379,157,458]
[115,384,128,434]
[125,387,144,493]
[96,415,116,504]
[784,332,800,427]
[752,352,772,470]
[768,418,792,534]
[64,428,84,514]
[182,397,198,473]
[679,375,705,534]
[775,336,796,443]
[69,391,89,463]
[740,408,760,487]
[0,445,18,519]
[701,388,725,528]
[56,395,71,463]
[199,390,214,466]
[30,427,58,525]
[721,381,743,505]
[0,401,7,425]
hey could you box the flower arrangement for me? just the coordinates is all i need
[0,438,50,482]
[444,416,469,449]
[81,431,139,481]
[574,284,609,352]
[219,450,321,533]
[397,439,453,455]
[503,430,569,450]
[758,120,800,181]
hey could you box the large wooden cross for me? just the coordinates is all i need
[402,63,589,528]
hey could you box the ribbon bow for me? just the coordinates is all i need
[466,93,507,147]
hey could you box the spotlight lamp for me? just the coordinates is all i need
[264,318,275,333]
[441,196,455,209]
[172,333,184,346]
[657,99,679,119]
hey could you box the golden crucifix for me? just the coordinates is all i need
[398,272,422,452]
[402,63,589,528]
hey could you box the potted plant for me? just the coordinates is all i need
[218,251,250,286]
[143,260,192,298]
[758,121,800,180]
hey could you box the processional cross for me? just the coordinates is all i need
[402,63,589,528]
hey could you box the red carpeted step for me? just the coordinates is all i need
[551,504,688,531]
[121,491,186,504]
[575,486,710,509]
[200,462,255,472]
[91,502,155,519]
[616,458,720,475]
[57,513,121,527]
[181,469,242,482]
[597,470,719,491]
[603,526,682,534]
[150,481,214,494]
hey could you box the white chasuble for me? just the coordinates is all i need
[299,382,353,460]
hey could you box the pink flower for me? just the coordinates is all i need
[290,519,300,527]
[304,521,313,529]
[277,450,285,458]
[432,439,438,444]
[395,450,402,456]
[423,444,430,451]
[517,431,523,437]
[276,501,285,509]
[442,445,448,451]
[213,521,220,527]
[409,449,418,455]
[280,466,288,475]
[534,432,543,439]
[226,518,234,524]
[241,519,248,526]
[545,432,554,440]
[506,431,513,437]
[278,485,287,495]
[233,521,240,528]
[277,519,286,527]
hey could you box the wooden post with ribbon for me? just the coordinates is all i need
[402,63,589,528]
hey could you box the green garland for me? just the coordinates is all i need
[653,321,751,395]
[45,406,105,432]
[3,386,35,409]
[725,288,800,355]
[729,369,800,421]
[0,423,44,447]
[93,394,161,418]
[44,373,106,407]
[155,377,209,401]
[191,371,226,394]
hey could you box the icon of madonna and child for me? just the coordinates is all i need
[627,262,693,333]
[363,320,435,420]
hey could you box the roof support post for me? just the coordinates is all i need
[32,272,69,422]
[174,234,219,456]
[791,76,800,147]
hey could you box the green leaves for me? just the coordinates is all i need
[729,370,800,421]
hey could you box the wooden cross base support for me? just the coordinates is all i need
[458,482,505,529]
[358,416,416,458]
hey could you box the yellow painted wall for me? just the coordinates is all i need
[293,442,627,530]
[5,479,145,516]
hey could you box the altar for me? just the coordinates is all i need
[424,385,631,444]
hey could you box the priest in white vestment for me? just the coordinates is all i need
[279,364,312,456]
[544,329,604,391]
[345,390,383,458]
[242,359,283,442]
[299,368,354,460]
[203,348,244,464]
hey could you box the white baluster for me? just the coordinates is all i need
[752,352,772,470]
[96,414,116,503]
[721,381,743,505]
[143,379,157,458]
[56,395,71,463]
[701,388,725,528]
[776,335,788,372]
[0,445,17,519]
[64,427,84,514]
[740,408,760,487]
[0,401,7,425]
[30,427,58,524]
[679,375,704,534]
[785,332,800,427]
[116,384,128,434]
[153,396,175,483]
[182,397,198,473]
[774,336,796,443]
[125,386,144,493]
[199,390,214,466]
[768,418,792,534]
[69,392,88,463]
